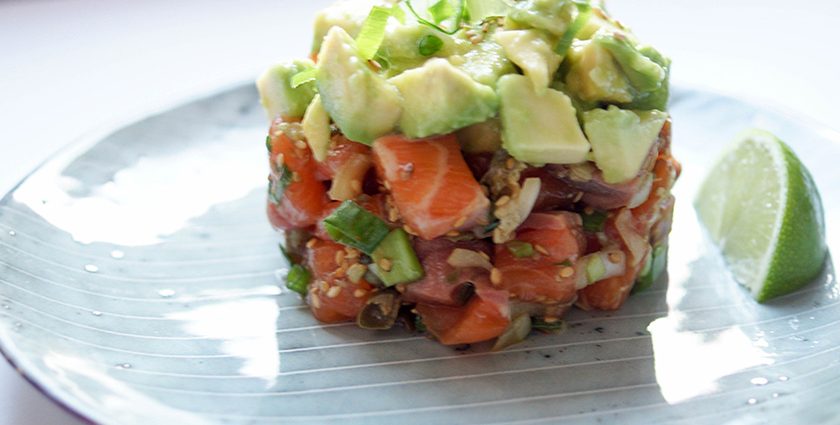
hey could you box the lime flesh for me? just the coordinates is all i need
[695,130,827,302]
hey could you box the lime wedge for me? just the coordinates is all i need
[695,129,827,302]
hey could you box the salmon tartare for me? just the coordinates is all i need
[259,0,678,348]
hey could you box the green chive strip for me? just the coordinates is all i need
[554,2,592,55]
[323,200,391,254]
[286,265,311,295]
[355,5,393,60]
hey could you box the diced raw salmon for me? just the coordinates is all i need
[372,134,490,240]
[416,286,510,345]
[403,238,492,306]
[517,212,586,263]
[305,239,373,323]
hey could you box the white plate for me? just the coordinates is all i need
[0,85,837,425]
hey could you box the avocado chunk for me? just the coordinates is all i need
[565,39,633,104]
[316,27,403,144]
[312,0,390,54]
[256,59,318,120]
[582,105,668,184]
[622,45,671,111]
[454,39,516,88]
[389,58,499,138]
[494,29,562,93]
[593,32,665,93]
[301,95,331,162]
[377,23,466,77]
[498,74,591,165]
[507,0,576,36]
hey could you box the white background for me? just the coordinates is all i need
[1,1,838,424]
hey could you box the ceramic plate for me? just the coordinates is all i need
[0,85,837,425]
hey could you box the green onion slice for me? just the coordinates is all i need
[355,5,392,60]
[581,210,607,233]
[405,0,466,35]
[418,34,444,56]
[371,228,425,286]
[554,2,592,55]
[286,264,311,295]
[507,240,534,258]
[323,200,391,254]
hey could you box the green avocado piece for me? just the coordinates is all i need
[389,58,499,138]
[593,32,666,93]
[494,29,562,93]
[312,0,389,54]
[455,39,516,88]
[582,105,668,184]
[506,0,577,36]
[623,45,671,111]
[498,74,591,165]
[301,95,331,162]
[377,23,467,77]
[564,39,633,104]
[256,60,318,120]
[316,27,403,144]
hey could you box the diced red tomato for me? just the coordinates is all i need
[403,238,492,306]
[416,286,510,345]
[305,239,373,323]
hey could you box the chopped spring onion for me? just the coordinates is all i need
[428,0,455,24]
[582,210,607,232]
[268,164,293,204]
[576,250,627,289]
[507,241,534,258]
[633,243,667,293]
[357,291,402,330]
[286,265,311,295]
[554,1,592,55]
[371,228,425,286]
[464,0,511,23]
[492,314,532,351]
[418,34,444,56]
[355,5,392,60]
[323,200,391,254]
[405,0,466,35]
[290,67,317,89]
[265,135,272,152]
[531,317,567,333]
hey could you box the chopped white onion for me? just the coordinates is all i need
[446,248,493,270]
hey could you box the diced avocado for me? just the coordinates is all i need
[454,39,516,88]
[593,32,665,93]
[256,60,317,120]
[301,95,331,162]
[371,229,424,286]
[497,74,591,165]
[377,23,467,77]
[316,27,403,144]
[576,7,632,41]
[506,0,576,36]
[312,0,389,54]
[623,45,671,111]
[495,29,562,93]
[389,58,499,138]
[456,119,502,154]
[565,40,633,104]
[582,105,668,184]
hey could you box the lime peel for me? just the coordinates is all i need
[695,129,827,302]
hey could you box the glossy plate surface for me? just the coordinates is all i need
[0,85,837,425]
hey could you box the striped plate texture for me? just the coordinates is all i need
[0,85,838,425]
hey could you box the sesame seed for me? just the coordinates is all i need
[353,289,367,298]
[294,140,308,150]
[306,238,317,249]
[378,258,393,272]
[505,158,516,169]
[573,191,584,202]
[479,251,490,261]
[345,248,360,259]
[326,286,342,298]
[388,206,399,222]
[608,252,622,264]
[396,284,407,293]
[446,230,460,237]
[384,181,392,190]
[334,266,347,278]
[403,225,416,235]
[544,316,559,323]
[454,216,467,228]
[319,280,329,292]
[292,172,301,182]
[310,295,322,309]
[535,244,549,255]
[495,195,511,207]
[335,250,346,266]
[583,206,595,215]
[559,266,575,278]
[347,264,367,283]
[490,268,502,286]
